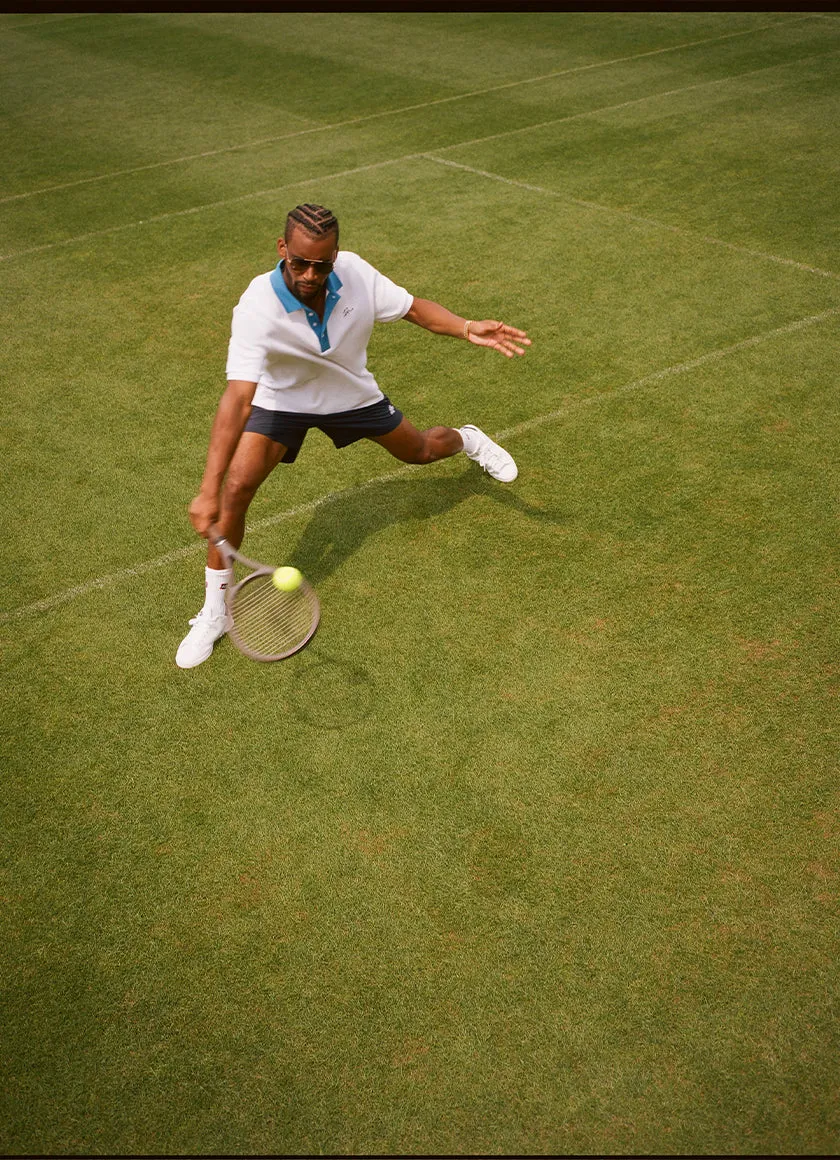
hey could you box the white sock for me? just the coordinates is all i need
[203,566,233,618]
[458,425,481,455]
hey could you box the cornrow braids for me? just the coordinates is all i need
[285,203,339,243]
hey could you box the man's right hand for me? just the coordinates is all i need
[188,492,219,537]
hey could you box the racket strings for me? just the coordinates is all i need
[230,574,316,659]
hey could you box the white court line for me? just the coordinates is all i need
[3,304,838,626]
[496,306,840,443]
[2,46,834,265]
[0,472,415,625]
[0,14,816,205]
[0,155,420,263]
[422,156,840,282]
[430,47,840,155]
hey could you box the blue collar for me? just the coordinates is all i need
[269,261,343,353]
[269,261,343,313]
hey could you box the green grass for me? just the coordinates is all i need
[2,11,839,1156]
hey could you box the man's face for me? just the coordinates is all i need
[277,227,338,305]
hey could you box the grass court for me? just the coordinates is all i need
[1,11,839,1155]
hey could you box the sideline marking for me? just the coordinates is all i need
[421,156,840,282]
[3,304,838,625]
[0,155,420,262]
[0,16,811,205]
[496,306,840,443]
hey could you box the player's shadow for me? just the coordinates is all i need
[287,464,567,586]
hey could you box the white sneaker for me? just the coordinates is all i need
[459,424,518,482]
[175,609,233,669]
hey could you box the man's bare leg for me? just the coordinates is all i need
[372,417,517,481]
[177,431,287,668]
[206,431,288,568]
[371,417,463,463]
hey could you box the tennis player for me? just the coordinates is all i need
[177,203,531,668]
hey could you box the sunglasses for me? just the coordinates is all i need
[285,251,335,276]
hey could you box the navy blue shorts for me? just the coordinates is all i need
[243,396,404,463]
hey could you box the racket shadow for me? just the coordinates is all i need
[288,465,568,587]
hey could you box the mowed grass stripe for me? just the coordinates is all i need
[3,303,837,626]
[2,46,836,264]
[431,46,840,154]
[0,14,812,205]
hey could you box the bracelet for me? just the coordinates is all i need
[464,319,472,340]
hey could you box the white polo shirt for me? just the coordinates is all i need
[225,250,414,414]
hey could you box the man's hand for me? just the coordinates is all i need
[467,320,531,358]
[403,298,531,357]
[188,491,219,538]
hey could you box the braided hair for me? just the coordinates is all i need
[285,203,339,244]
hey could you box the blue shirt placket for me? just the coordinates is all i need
[269,262,343,353]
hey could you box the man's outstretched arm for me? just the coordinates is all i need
[403,297,531,359]
[188,378,257,536]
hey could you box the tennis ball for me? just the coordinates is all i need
[272,566,303,592]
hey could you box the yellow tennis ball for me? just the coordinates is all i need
[272,566,303,592]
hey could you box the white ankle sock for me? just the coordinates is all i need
[458,425,481,455]
[203,566,233,618]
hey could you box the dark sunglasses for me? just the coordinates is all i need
[285,251,335,276]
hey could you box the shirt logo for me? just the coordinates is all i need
[342,305,354,318]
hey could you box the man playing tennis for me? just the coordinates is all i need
[177,203,531,668]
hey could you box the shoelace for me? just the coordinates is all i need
[477,443,506,472]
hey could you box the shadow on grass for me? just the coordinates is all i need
[286,650,376,730]
[279,464,566,731]
[288,463,567,587]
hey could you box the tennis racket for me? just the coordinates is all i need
[210,527,320,661]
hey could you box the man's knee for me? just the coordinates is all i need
[373,422,459,464]
[418,426,461,463]
[222,469,260,509]
[409,436,437,465]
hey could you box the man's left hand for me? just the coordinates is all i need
[468,320,531,358]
